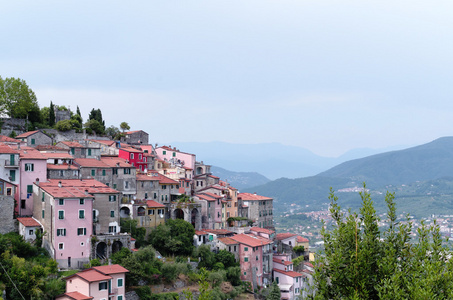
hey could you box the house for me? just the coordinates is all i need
[74,158,112,187]
[194,230,209,247]
[273,268,304,300]
[155,146,196,176]
[230,233,273,288]
[16,130,53,147]
[0,143,20,185]
[250,227,276,241]
[118,146,148,172]
[276,233,298,253]
[217,236,240,260]
[134,200,166,233]
[17,217,42,242]
[124,130,149,145]
[194,193,223,230]
[57,264,128,300]
[295,236,309,254]
[0,179,18,234]
[17,147,47,216]
[57,141,101,160]
[238,193,274,229]
[100,156,137,202]
[43,150,79,180]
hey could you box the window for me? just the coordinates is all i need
[71,148,75,155]
[42,193,45,202]
[113,168,118,175]
[296,277,298,283]
[139,154,142,160]
[256,256,259,261]
[109,195,116,202]
[91,169,95,176]
[102,169,106,176]
[244,247,248,251]
[29,229,33,235]
[276,277,279,284]
[244,272,246,276]
[165,195,168,201]
[154,193,157,199]
[125,181,129,188]
[59,199,64,205]
[145,192,148,199]
[113,184,117,189]
[163,150,166,155]
[117,278,124,287]
[158,209,164,215]
[80,198,84,205]
[77,228,87,235]
[9,170,15,181]
[57,228,66,236]
[130,153,134,159]
[148,209,154,215]
[42,209,45,218]
[26,185,33,194]
[58,243,64,250]
[118,296,123,300]
[31,138,35,145]
[110,210,115,218]
[172,152,176,157]
[244,257,248,262]
[79,210,85,219]
[58,210,64,220]
[99,281,108,290]
[124,168,131,174]
[162,185,166,190]
[21,199,26,209]
[109,226,117,233]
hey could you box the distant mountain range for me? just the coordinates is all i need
[210,166,270,190]
[243,137,453,218]
[170,141,408,180]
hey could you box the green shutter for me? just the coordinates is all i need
[91,169,95,176]
[27,185,33,193]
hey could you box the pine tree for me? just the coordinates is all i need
[49,101,55,127]
[266,281,281,300]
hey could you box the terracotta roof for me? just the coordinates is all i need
[151,172,178,184]
[35,145,67,151]
[100,157,132,168]
[238,192,272,201]
[59,141,84,148]
[119,146,143,153]
[0,144,18,154]
[16,130,40,138]
[276,233,298,241]
[208,175,220,179]
[195,230,208,235]
[136,174,155,181]
[297,236,309,243]
[273,258,293,266]
[230,234,272,247]
[201,192,222,199]
[146,200,166,208]
[18,147,47,160]
[273,268,303,278]
[47,164,79,170]
[92,264,129,275]
[41,152,74,159]
[0,135,21,143]
[74,158,109,168]
[250,227,275,235]
[218,237,239,245]
[39,179,118,197]
[198,185,226,192]
[89,139,116,146]
[203,229,233,235]
[17,217,41,227]
[66,269,111,283]
[195,194,216,201]
[58,291,93,300]
[126,130,144,134]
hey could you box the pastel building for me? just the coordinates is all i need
[17,217,42,242]
[238,193,274,229]
[57,264,128,300]
[273,256,304,300]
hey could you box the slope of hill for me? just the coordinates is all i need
[246,137,453,217]
[210,166,270,190]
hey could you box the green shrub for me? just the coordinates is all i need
[135,286,152,300]
[208,270,226,288]
[161,263,179,283]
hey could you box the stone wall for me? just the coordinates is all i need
[0,195,16,234]
[0,118,27,137]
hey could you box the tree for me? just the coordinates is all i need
[267,281,281,300]
[105,125,120,139]
[310,185,453,299]
[87,108,105,134]
[84,119,104,135]
[148,219,195,256]
[49,101,55,127]
[215,250,238,269]
[0,77,40,119]
[120,121,130,132]
[55,120,72,131]
[120,219,147,248]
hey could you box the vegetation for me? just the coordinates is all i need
[120,219,147,248]
[85,108,105,134]
[148,219,195,256]
[0,77,40,121]
[266,281,281,300]
[310,185,453,299]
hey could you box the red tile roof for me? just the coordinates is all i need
[195,230,208,235]
[0,144,18,154]
[100,157,132,168]
[47,164,79,170]
[39,179,118,198]
[250,227,275,235]
[195,194,216,201]
[238,192,272,201]
[218,237,239,245]
[92,264,129,275]
[230,234,272,247]
[35,145,67,151]
[41,152,74,159]
[68,269,111,282]
[273,258,293,266]
[0,135,21,143]
[276,233,298,241]
[297,236,309,243]
[146,200,166,208]
[59,291,93,300]
[89,139,116,146]
[203,229,233,235]
[208,175,220,179]
[119,146,143,153]
[201,192,222,199]
[59,141,84,148]
[17,217,41,227]
[16,130,40,138]
[273,268,303,278]
[18,147,47,160]
[74,158,109,168]
[147,172,178,184]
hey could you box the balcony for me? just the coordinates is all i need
[4,160,18,167]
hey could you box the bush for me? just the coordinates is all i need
[150,293,179,300]
[213,262,225,271]
[135,285,152,300]
[160,263,179,283]
[55,120,72,131]
[208,270,226,288]
[226,266,241,286]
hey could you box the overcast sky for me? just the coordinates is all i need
[2,1,453,157]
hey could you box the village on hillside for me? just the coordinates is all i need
[0,116,314,299]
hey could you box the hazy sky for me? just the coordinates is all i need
[2,1,453,157]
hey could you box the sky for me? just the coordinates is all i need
[2,1,453,157]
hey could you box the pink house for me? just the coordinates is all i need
[57,264,128,300]
[155,146,196,179]
[273,255,305,300]
[18,147,47,216]
[230,233,273,288]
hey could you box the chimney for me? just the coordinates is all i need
[85,189,89,195]
[35,178,39,186]
[116,162,120,167]
[58,181,62,188]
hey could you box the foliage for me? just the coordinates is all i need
[292,255,304,268]
[226,266,242,286]
[150,292,179,300]
[215,250,238,269]
[0,77,40,119]
[55,119,72,131]
[87,108,105,134]
[310,185,453,299]
[9,130,16,138]
[208,269,226,288]
[160,263,179,283]
[110,247,131,265]
[135,285,152,300]
[105,125,120,139]
[195,245,216,269]
[148,219,195,256]
[266,281,281,300]
[49,101,55,126]
[293,245,305,255]
[120,219,147,248]
[120,121,130,132]
[183,268,212,300]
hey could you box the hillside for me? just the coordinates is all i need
[210,166,270,190]
[246,137,453,217]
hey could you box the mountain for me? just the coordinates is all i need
[210,166,271,190]
[245,137,453,217]
[169,141,407,180]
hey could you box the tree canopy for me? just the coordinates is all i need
[148,219,195,256]
[0,77,40,120]
[310,185,453,299]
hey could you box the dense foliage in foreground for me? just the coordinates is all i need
[310,185,453,299]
